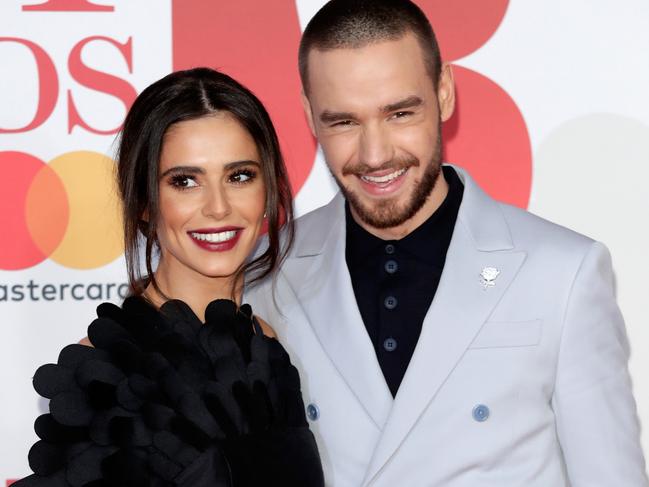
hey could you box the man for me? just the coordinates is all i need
[246,1,647,485]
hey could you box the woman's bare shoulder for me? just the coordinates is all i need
[254,315,277,338]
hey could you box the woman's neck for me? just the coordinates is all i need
[145,258,242,322]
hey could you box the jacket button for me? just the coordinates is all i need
[384,259,398,274]
[383,337,398,352]
[472,404,490,422]
[306,403,320,421]
[384,296,398,310]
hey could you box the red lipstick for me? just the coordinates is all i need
[187,226,243,252]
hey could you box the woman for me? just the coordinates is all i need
[16,68,324,486]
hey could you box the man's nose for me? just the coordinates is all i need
[359,123,393,169]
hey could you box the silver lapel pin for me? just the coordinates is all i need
[480,267,500,289]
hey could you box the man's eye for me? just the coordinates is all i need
[332,120,355,127]
[230,169,257,184]
[170,175,198,188]
[392,111,412,119]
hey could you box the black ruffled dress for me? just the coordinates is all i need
[15,297,324,487]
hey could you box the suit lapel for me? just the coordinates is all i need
[363,166,527,484]
[282,194,393,429]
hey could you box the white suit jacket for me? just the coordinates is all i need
[245,166,647,486]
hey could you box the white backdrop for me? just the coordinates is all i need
[1,0,648,483]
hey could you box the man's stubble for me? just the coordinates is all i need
[330,128,442,230]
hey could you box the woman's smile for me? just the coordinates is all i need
[188,226,243,251]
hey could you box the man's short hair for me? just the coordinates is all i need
[298,0,442,93]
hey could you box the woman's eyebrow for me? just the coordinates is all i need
[160,160,261,178]
[223,160,261,171]
[159,165,205,178]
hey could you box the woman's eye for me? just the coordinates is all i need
[170,175,198,189]
[229,169,257,184]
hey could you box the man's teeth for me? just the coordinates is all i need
[191,230,237,243]
[361,168,406,183]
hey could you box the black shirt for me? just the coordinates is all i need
[345,165,464,397]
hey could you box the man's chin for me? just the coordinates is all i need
[348,196,411,230]
[336,171,434,229]
[343,171,439,230]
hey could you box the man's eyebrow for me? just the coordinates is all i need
[160,165,205,178]
[381,96,423,113]
[319,110,356,124]
[318,96,424,124]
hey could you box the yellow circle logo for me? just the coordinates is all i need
[1,150,123,270]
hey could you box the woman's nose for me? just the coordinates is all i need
[202,186,231,219]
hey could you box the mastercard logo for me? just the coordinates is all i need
[0,151,123,270]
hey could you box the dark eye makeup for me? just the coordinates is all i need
[169,174,197,189]
[162,159,260,191]
[228,167,258,184]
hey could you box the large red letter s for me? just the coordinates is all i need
[67,36,137,135]
[22,0,113,12]
[0,38,58,134]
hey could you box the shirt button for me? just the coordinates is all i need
[472,404,490,422]
[384,296,398,310]
[306,403,320,421]
[384,259,398,274]
[383,337,398,352]
[385,244,395,255]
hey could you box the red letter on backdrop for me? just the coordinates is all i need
[67,36,136,135]
[172,1,316,195]
[22,0,113,11]
[0,38,58,134]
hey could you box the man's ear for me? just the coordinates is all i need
[301,89,316,136]
[437,63,456,123]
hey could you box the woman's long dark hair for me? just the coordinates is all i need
[116,67,294,298]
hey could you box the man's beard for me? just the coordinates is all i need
[332,131,442,230]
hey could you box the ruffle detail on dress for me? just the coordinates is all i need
[16,297,324,487]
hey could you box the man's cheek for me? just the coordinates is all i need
[396,128,429,150]
[321,145,349,175]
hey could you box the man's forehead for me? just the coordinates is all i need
[305,36,431,111]
[308,35,426,80]
[307,33,422,68]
